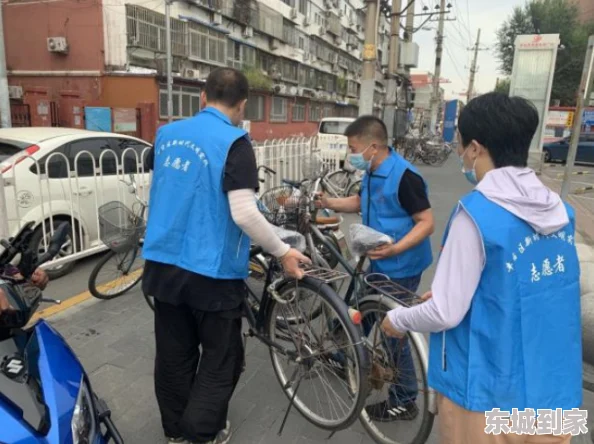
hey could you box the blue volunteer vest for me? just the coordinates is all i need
[142,107,250,279]
[360,149,433,278]
[428,190,582,412]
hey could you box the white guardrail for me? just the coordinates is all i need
[0,136,345,272]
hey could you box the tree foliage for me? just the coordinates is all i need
[494,78,511,95]
[495,0,594,106]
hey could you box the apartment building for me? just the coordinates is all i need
[3,0,399,141]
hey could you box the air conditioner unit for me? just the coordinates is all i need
[289,86,298,96]
[290,7,298,19]
[242,26,253,38]
[184,68,201,79]
[273,84,287,94]
[303,16,310,26]
[269,38,280,51]
[8,86,23,100]
[211,12,222,25]
[47,37,68,54]
[319,26,326,36]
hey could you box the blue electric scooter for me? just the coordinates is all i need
[0,221,124,444]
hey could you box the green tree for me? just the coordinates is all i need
[495,0,594,106]
[494,78,511,95]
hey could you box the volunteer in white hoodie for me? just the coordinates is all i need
[381,92,582,444]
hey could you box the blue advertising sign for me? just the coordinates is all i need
[443,100,458,143]
[84,107,112,132]
[583,110,594,127]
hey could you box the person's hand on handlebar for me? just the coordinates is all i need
[314,192,330,210]
[31,268,49,290]
[280,248,312,279]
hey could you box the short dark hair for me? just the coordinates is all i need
[344,115,388,146]
[458,92,539,168]
[204,68,249,108]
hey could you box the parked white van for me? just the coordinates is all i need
[317,117,354,152]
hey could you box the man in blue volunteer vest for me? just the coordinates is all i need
[142,68,309,444]
[381,93,582,443]
[317,115,435,421]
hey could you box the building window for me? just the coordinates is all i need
[245,95,265,121]
[310,102,322,122]
[299,0,307,15]
[283,20,297,46]
[126,4,186,56]
[347,80,358,97]
[282,59,298,83]
[282,0,295,6]
[188,22,226,65]
[159,85,201,119]
[227,41,256,69]
[293,101,306,122]
[270,97,288,122]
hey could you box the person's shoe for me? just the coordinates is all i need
[194,421,232,444]
[365,400,419,422]
[168,438,188,444]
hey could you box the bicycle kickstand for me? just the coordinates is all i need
[277,368,304,436]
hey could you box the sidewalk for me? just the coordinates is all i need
[42,157,594,443]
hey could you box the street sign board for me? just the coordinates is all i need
[510,34,560,153]
[583,110,594,126]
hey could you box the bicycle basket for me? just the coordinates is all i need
[98,201,145,253]
[258,186,301,229]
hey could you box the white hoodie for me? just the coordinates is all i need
[389,167,571,333]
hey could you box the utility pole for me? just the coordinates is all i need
[165,0,174,123]
[429,0,446,135]
[467,28,481,103]
[0,1,11,128]
[359,0,379,116]
[560,35,594,200]
[383,0,401,140]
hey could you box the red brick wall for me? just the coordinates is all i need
[3,0,105,72]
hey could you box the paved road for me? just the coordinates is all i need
[41,154,594,443]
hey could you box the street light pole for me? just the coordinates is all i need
[165,0,174,123]
[560,35,594,200]
[359,0,379,116]
[429,0,445,134]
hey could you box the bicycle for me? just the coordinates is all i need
[88,174,151,308]
[248,156,435,444]
[244,230,370,432]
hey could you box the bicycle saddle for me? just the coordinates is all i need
[282,179,303,189]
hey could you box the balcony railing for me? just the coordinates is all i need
[126,4,187,56]
[327,13,342,37]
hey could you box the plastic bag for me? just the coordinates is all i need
[349,223,393,257]
[271,225,306,253]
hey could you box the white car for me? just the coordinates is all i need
[317,117,355,153]
[0,127,151,278]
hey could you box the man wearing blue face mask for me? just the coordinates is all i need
[317,115,435,421]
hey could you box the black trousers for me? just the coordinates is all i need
[154,299,244,442]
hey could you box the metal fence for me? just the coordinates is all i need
[0,136,343,273]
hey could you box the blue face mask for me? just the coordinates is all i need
[348,145,373,171]
[459,149,478,185]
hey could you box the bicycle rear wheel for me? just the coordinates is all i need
[357,297,434,444]
[88,248,144,300]
[266,276,369,430]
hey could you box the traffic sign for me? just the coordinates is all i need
[583,110,594,126]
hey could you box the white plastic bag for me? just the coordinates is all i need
[271,225,306,253]
[349,223,393,257]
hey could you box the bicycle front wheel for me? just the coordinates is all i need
[357,298,434,444]
[88,249,144,300]
[266,277,369,430]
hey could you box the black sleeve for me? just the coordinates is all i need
[144,145,155,171]
[223,137,259,192]
[398,169,431,216]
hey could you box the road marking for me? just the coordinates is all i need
[27,268,144,325]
